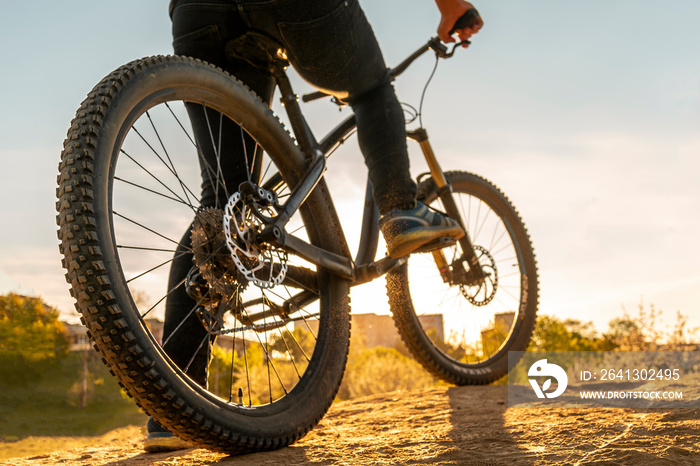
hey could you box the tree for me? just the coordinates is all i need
[0,293,70,386]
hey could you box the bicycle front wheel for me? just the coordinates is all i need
[387,171,538,384]
[56,56,350,453]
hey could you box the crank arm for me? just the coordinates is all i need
[258,223,354,280]
[353,255,407,285]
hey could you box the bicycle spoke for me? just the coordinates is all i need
[488,222,503,252]
[215,111,224,207]
[110,95,333,408]
[182,322,217,377]
[120,149,195,211]
[159,281,222,349]
[274,328,304,377]
[242,292,288,400]
[115,176,196,207]
[470,199,488,243]
[59,57,354,451]
[282,287,319,341]
[117,245,178,253]
[228,304,240,403]
[260,159,273,185]
[241,126,252,183]
[125,255,178,284]
[491,242,514,258]
[165,102,196,147]
[141,113,198,206]
[113,211,182,246]
[140,275,187,320]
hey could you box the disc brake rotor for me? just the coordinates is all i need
[460,245,498,306]
[223,192,287,289]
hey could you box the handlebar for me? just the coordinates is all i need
[302,9,477,103]
[301,38,466,103]
[389,37,468,80]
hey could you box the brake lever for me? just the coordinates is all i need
[447,40,470,55]
[430,39,470,59]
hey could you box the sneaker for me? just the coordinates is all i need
[379,201,465,259]
[143,417,193,453]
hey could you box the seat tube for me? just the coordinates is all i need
[407,128,484,278]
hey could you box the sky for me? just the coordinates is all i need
[1,0,699,336]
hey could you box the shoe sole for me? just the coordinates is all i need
[387,226,465,259]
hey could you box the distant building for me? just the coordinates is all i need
[480,311,515,354]
[63,318,249,355]
[480,311,515,341]
[64,323,91,352]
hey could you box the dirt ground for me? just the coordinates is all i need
[6,383,700,466]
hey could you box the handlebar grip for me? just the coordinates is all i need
[448,8,481,36]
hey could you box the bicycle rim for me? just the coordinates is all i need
[388,171,538,384]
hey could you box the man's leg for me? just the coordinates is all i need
[349,83,415,214]
[243,0,416,214]
[145,0,276,452]
[243,0,462,256]
[163,0,277,384]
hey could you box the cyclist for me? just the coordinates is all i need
[144,0,482,452]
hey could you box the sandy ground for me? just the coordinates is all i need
[6,383,700,466]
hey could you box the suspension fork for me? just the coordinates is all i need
[407,128,485,283]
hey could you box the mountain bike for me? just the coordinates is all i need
[56,31,538,453]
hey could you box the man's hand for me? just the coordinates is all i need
[435,0,483,43]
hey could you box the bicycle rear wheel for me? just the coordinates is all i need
[56,56,351,453]
[387,171,538,384]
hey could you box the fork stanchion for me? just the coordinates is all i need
[407,127,486,281]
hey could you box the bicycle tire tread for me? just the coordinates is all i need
[387,170,539,385]
[56,55,349,453]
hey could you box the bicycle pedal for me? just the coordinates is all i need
[414,236,457,254]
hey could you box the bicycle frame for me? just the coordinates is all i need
[259,37,485,287]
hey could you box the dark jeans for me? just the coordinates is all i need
[171,0,416,212]
[162,0,416,386]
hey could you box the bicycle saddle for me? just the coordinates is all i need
[225,31,288,70]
